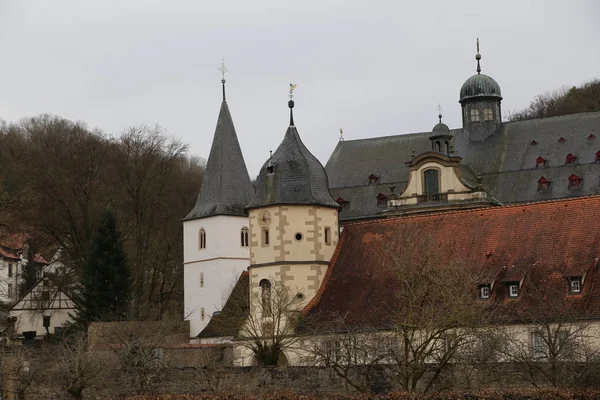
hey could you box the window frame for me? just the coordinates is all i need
[565,153,577,164]
[569,278,582,294]
[480,285,490,299]
[241,227,249,247]
[422,168,441,195]
[536,157,546,168]
[509,284,519,298]
[260,279,272,314]
[198,228,206,250]
[568,174,581,189]
[324,227,331,245]
[483,108,493,121]
[470,108,480,122]
[537,177,551,191]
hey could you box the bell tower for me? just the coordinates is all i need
[183,62,255,337]
[459,39,503,142]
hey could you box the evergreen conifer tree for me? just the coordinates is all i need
[76,208,132,327]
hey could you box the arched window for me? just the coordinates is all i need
[241,227,249,247]
[445,141,450,154]
[423,169,440,195]
[435,141,441,152]
[198,228,206,249]
[260,279,272,314]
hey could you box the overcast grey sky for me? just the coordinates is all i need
[1,0,599,176]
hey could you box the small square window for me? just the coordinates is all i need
[570,279,582,294]
[509,284,519,298]
[480,286,490,299]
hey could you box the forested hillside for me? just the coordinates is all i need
[0,115,205,318]
[508,79,600,121]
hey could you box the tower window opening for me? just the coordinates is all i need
[200,272,204,288]
[201,307,205,321]
[260,279,272,314]
[262,229,269,246]
[198,228,206,249]
[483,108,493,121]
[435,141,441,152]
[295,232,303,241]
[470,109,480,122]
[267,165,274,174]
[324,227,331,245]
[445,141,450,154]
[241,227,249,247]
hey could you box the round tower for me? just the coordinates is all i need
[246,90,340,316]
[430,113,453,155]
[459,39,503,142]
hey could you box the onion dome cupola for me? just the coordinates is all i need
[459,39,503,142]
[247,88,338,210]
[184,74,255,220]
[430,110,453,155]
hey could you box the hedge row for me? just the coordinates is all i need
[128,389,600,400]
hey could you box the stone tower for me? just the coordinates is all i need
[183,74,255,337]
[459,39,503,142]
[246,93,340,322]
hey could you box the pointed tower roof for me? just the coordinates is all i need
[184,77,254,220]
[247,88,338,210]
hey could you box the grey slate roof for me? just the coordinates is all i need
[198,272,248,338]
[247,122,339,210]
[185,101,255,220]
[326,112,600,221]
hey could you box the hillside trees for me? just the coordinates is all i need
[508,79,600,121]
[0,115,204,317]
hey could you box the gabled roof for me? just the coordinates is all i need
[9,276,76,312]
[305,196,600,327]
[184,101,255,220]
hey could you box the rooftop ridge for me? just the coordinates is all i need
[504,110,600,126]
[343,194,600,228]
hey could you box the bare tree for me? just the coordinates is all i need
[225,278,304,366]
[373,231,488,393]
[301,314,388,392]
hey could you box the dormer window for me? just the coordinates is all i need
[479,285,491,299]
[536,157,546,168]
[558,137,566,143]
[537,177,551,191]
[565,153,576,164]
[336,197,349,209]
[588,134,596,140]
[568,174,582,189]
[376,193,387,207]
[569,278,582,294]
[530,140,538,146]
[508,283,519,298]
[470,109,480,122]
[595,151,600,162]
[267,165,274,174]
[368,174,379,185]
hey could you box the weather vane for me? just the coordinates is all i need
[289,83,297,100]
[437,104,443,123]
[218,59,228,82]
[340,128,344,141]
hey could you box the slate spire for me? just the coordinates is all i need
[184,74,255,220]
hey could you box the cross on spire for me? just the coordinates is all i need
[219,59,228,101]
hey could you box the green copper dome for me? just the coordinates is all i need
[459,73,502,103]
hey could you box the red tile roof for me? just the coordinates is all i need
[304,196,600,326]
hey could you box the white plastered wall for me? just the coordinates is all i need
[183,215,250,338]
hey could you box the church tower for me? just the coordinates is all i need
[459,39,503,142]
[246,87,340,319]
[183,66,255,337]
